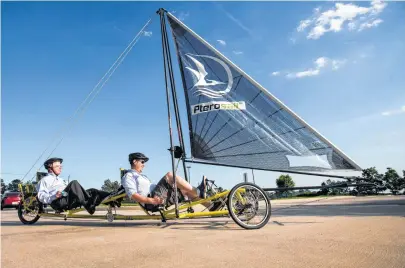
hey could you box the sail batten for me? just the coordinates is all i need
[166,12,362,172]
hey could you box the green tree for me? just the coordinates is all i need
[319,182,329,195]
[383,168,404,195]
[276,174,295,188]
[361,167,385,194]
[324,179,347,195]
[1,179,7,194]
[7,179,22,192]
[276,174,295,197]
[101,179,120,192]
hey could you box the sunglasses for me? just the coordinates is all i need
[137,160,146,164]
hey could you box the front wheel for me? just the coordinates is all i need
[18,196,41,225]
[227,182,271,230]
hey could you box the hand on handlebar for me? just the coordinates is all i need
[150,196,164,205]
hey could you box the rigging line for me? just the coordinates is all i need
[21,17,154,183]
[42,22,150,168]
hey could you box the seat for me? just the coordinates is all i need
[100,186,126,207]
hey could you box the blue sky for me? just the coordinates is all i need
[2,1,404,190]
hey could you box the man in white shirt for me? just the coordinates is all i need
[121,152,207,209]
[37,157,96,214]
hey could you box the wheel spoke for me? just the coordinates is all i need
[227,183,271,229]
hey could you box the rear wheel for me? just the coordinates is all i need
[227,182,271,230]
[18,196,41,224]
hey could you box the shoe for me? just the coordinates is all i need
[84,199,96,215]
[196,176,207,199]
[85,204,96,215]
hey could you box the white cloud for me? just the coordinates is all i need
[296,0,387,40]
[331,59,347,70]
[287,69,320,79]
[178,11,190,21]
[348,21,357,31]
[289,37,297,44]
[233,51,243,55]
[381,106,405,116]
[297,19,312,32]
[143,31,152,37]
[282,56,346,79]
[358,18,383,31]
[217,40,226,46]
[271,71,280,76]
[315,57,327,68]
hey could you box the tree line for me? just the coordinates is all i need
[1,179,23,194]
[274,167,405,198]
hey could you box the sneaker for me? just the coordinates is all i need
[196,176,207,199]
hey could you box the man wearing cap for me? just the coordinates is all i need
[121,152,207,209]
[37,157,96,214]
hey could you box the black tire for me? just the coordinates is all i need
[227,182,271,230]
[18,196,40,225]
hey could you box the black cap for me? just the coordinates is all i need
[128,152,149,164]
[44,157,63,170]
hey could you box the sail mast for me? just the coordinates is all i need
[160,10,190,184]
[158,8,179,217]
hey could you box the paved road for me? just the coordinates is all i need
[1,196,405,268]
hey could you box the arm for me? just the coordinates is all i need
[130,192,162,205]
[121,173,162,205]
[37,178,58,204]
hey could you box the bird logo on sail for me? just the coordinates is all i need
[185,54,233,99]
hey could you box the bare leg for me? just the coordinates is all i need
[164,172,198,200]
[164,172,211,207]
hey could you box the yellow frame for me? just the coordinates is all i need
[17,183,238,222]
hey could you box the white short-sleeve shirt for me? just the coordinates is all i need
[121,170,156,200]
